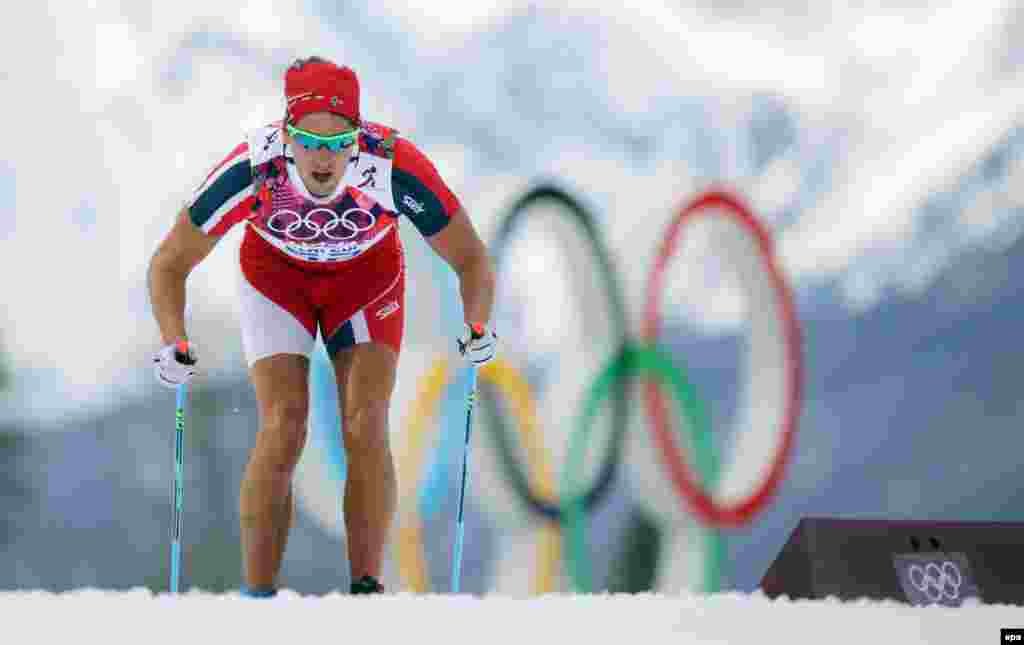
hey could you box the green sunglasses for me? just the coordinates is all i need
[286,123,361,152]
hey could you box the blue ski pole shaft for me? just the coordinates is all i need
[451,366,479,593]
[170,383,187,593]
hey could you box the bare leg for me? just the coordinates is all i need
[240,353,310,590]
[332,343,398,581]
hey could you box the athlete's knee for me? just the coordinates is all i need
[343,400,389,454]
[261,395,308,433]
[255,398,309,470]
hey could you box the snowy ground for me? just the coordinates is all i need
[3,589,1019,644]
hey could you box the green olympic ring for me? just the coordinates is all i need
[560,343,722,593]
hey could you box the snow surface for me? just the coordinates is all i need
[1,588,1019,644]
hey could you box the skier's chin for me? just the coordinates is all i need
[307,171,336,197]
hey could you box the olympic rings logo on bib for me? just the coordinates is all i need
[267,207,377,241]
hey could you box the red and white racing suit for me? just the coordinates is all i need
[187,121,462,365]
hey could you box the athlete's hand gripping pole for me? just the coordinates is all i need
[154,339,198,389]
[457,322,497,366]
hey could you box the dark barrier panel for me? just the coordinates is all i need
[759,517,1024,606]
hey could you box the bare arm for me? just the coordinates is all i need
[147,208,220,345]
[425,208,496,327]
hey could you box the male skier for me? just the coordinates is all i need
[148,56,497,596]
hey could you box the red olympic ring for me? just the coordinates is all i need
[642,188,803,528]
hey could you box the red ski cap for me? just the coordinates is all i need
[285,59,360,126]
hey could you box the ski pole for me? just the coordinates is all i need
[451,364,479,593]
[170,380,188,593]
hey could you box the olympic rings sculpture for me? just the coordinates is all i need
[481,184,802,525]
[400,183,803,592]
[395,356,561,593]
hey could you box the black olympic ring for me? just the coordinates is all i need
[481,184,629,522]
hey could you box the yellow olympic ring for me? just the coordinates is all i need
[396,356,560,593]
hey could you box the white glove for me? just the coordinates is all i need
[457,322,497,366]
[153,340,197,389]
